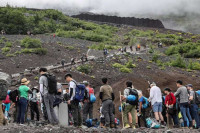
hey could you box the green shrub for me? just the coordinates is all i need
[125,60,136,68]
[146,66,151,69]
[33,48,47,55]
[1,47,10,53]
[171,55,186,68]
[6,53,15,57]
[77,64,91,74]
[120,67,132,73]
[188,60,200,70]
[112,63,124,68]
[21,48,34,54]
[152,52,159,62]
[5,41,12,47]
[21,37,42,48]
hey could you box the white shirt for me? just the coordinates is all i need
[149,86,162,105]
[69,80,76,101]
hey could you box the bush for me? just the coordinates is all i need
[171,55,186,68]
[1,47,10,53]
[6,53,15,57]
[5,41,12,47]
[120,67,132,73]
[21,37,42,48]
[188,60,200,70]
[125,60,136,68]
[33,48,47,55]
[152,52,159,62]
[77,64,91,74]
[21,48,34,54]
[112,63,124,68]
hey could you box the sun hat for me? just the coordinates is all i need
[21,78,30,85]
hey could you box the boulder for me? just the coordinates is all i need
[0,72,11,100]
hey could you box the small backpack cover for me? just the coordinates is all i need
[126,88,138,105]
[142,97,149,109]
[0,72,11,100]
[195,91,200,105]
[3,95,11,104]
[9,89,20,103]
[43,74,57,94]
[146,117,160,129]
[72,81,86,102]
[88,88,96,103]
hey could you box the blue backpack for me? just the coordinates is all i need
[146,117,160,129]
[72,81,86,102]
[142,97,149,109]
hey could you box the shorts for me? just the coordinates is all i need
[153,102,162,112]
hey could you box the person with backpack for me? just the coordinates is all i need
[29,87,40,121]
[17,78,32,125]
[174,80,192,128]
[65,73,82,127]
[82,81,95,127]
[99,77,115,128]
[148,82,165,125]
[2,90,11,120]
[164,88,179,128]
[187,84,200,129]
[121,81,138,129]
[39,68,58,125]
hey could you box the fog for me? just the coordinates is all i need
[1,0,200,17]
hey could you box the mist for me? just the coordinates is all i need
[1,0,200,17]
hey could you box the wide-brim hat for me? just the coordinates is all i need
[21,78,30,85]
[32,86,39,93]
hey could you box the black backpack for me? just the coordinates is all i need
[126,88,138,105]
[43,74,57,94]
[195,92,200,105]
[9,89,20,103]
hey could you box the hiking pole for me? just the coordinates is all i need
[119,91,124,128]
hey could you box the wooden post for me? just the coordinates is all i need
[119,91,124,128]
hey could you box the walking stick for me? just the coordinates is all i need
[166,102,170,129]
[119,91,124,128]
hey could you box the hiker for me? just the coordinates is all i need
[2,90,11,120]
[158,42,163,48]
[164,88,179,128]
[17,78,32,125]
[121,81,138,129]
[39,68,59,125]
[99,77,115,128]
[53,83,64,118]
[29,87,40,121]
[1,30,5,35]
[137,90,148,127]
[61,59,65,68]
[130,46,133,52]
[82,81,95,126]
[148,82,165,125]
[136,44,141,51]
[187,84,200,129]
[174,80,192,128]
[71,58,76,65]
[81,55,84,64]
[65,73,82,127]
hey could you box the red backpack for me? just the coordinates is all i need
[3,95,11,104]
[88,88,94,97]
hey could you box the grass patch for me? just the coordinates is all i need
[120,67,132,73]
[1,47,10,53]
[77,64,92,74]
[21,37,42,48]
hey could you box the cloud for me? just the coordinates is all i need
[1,0,200,17]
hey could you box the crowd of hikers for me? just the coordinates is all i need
[0,68,200,130]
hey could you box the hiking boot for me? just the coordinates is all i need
[173,125,180,128]
[110,124,115,128]
[123,124,130,129]
[135,123,139,128]
[132,126,136,130]
[81,125,88,129]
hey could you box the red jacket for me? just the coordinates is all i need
[165,92,176,105]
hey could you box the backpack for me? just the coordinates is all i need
[43,74,57,94]
[3,95,11,104]
[72,80,86,102]
[126,88,138,105]
[142,97,149,109]
[88,88,96,103]
[146,117,160,129]
[0,72,11,100]
[9,89,20,103]
[195,91,200,105]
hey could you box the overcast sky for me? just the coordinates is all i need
[1,0,200,16]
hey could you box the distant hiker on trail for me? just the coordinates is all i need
[2,90,11,120]
[53,83,64,118]
[17,78,32,125]
[103,48,108,57]
[81,55,84,64]
[39,68,59,125]
[130,46,133,52]
[29,87,40,121]
[65,73,82,127]
[121,81,138,129]
[164,88,179,128]
[123,47,127,53]
[174,80,192,128]
[99,77,115,128]
[82,81,95,126]
[187,84,200,129]
[136,44,141,51]
[71,58,76,65]
[158,42,163,48]
[1,30,5,35]
[148,82,165,125]
[61,59,65,68]
[27,31,31,35]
